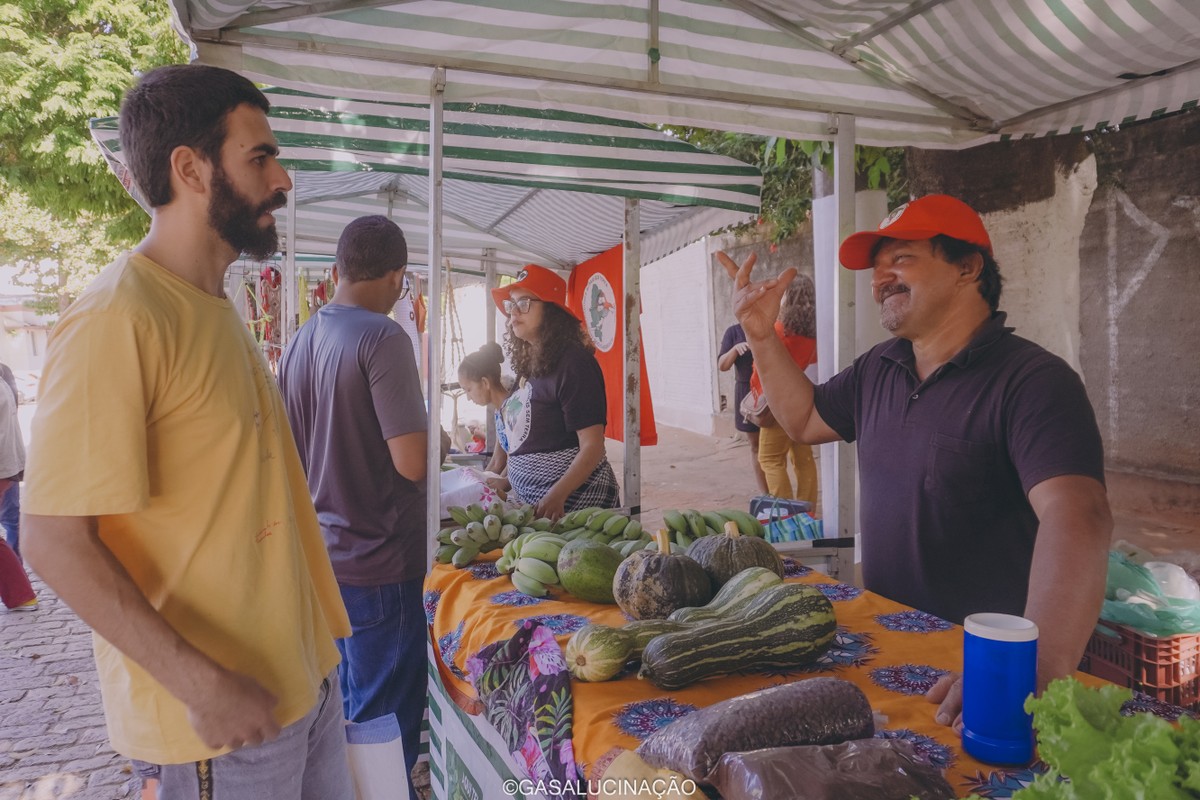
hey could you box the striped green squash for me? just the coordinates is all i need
[667,566,784,624]
[638,583,836,690]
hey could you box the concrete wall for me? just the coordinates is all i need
[908,110,1200,516]
[1078,112,1200,496]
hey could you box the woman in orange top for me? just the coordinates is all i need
[750,274,818,502]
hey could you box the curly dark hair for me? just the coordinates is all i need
[779,274,817,338]
[505,303,594,379]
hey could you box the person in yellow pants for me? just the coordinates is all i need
[758,422,817,501]
[751,274,819,503]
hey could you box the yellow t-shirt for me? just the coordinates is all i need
[23,252,351,764]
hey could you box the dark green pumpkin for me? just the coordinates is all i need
[686,521,784,588]
[613,530,713,620]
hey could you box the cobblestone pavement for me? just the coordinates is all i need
[0,576,138,800]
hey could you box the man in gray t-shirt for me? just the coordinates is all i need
[278,215,427,796]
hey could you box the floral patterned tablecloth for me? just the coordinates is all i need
[424,554,1190,799]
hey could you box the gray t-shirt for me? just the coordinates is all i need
[279,303,428,586]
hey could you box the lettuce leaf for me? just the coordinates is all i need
[969,678,1200,800]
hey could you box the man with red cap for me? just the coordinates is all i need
[719,194,1111,731]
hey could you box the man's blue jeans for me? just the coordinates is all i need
[336,577,427,798]
[1,483,19,557]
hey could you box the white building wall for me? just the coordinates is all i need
[640,239,720,435]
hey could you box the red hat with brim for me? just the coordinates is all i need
[491,264,569,316]
[838,194,993,270]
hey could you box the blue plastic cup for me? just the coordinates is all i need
[961,612,1039,765]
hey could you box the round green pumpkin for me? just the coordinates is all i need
[612,533,713,620]
[686,524,784,588]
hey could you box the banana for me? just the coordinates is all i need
[502,508,524,526]
[466,521,489,545]
[448,506,471,526]
[662,509,689,535]
[495,555,513,574]
[516,557,559,585]
[520,539,564,564]
[436,527,456,545]
[531,517,553,532]
[721,508,765,537]
[602,514,630,537]
[465,503,487,522]
[487,499,506,518]
[516,506,534,526]
[674,529,694,549]
[586,509,616,531]
[450,528,472,547]
[565,507,602,528]
[499,524,518,543]
[701,511,729,535]
[622,519,643,540]
[684,510,706,540]
[510,571,548,598]
[483,514,503,540]
[434,544,458,564]
[560,527,586,541]
[451,543,478,568]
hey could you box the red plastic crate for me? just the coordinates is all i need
[1082,623,1200,709]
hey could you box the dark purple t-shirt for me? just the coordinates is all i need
[719,324,754,386]
[812,313,1105,624]
[503,343,606,456]
[278,303,428,586]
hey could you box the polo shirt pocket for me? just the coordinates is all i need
[924,433,997,505]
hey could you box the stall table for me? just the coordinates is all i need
[423,554,1180,799]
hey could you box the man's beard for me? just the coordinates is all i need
[877,284,910,332]
[208,166,286,261]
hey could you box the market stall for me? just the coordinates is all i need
[422,513,1191,800]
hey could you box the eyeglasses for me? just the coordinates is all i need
[502,297,541,316]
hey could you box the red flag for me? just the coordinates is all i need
[566,246,658,446]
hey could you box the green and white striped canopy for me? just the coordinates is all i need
[175,0,1200,149]
[90,88,761,273]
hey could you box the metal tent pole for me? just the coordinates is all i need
[426,67,446,541]
[623,198,642,515]
[824,115,858,540]
[483,248,498,453]
[282,168,298,346]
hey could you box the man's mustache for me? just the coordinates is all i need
[257,193,288,217]
[878,284,910,302]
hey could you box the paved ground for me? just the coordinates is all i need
[2,423,1196,798]
[0,575,137,800]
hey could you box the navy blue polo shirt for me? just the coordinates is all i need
[813,312,1105,624]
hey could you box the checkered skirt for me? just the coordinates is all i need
[507,447,620,512]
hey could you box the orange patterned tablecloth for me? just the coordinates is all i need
[425,553,1117,798]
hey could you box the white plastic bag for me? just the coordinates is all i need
[438,467,501,520]
[1143,561,1200,601]
[346,715,411,800]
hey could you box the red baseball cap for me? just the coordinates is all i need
[491,264,569,316]
[838,194,993,270]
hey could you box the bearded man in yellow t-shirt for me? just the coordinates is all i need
[22,65,353,800]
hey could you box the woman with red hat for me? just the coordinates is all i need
[489,265,620,520]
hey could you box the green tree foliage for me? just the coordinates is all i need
[663,126,907,243]
[0,0,186,302]
[0,189,121,312]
